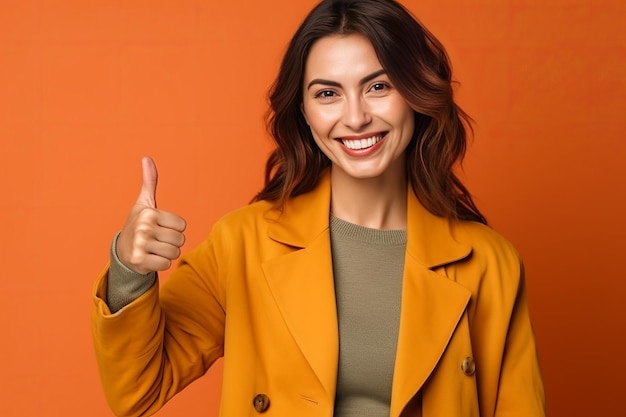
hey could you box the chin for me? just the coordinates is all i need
[336,165,388,180]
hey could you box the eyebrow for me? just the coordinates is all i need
[306,69,387,90]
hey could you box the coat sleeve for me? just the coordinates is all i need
[492,260,546,416]
[460,223,547,417]
[91,231,228,417]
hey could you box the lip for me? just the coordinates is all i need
[336,132,388,157]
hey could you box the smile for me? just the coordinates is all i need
[340,134,385,150]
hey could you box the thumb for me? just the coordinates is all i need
[136,156,158,208]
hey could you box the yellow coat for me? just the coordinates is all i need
[92,173,545,417]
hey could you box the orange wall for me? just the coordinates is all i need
[1,1,624,416]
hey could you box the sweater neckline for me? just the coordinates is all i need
[330,214,407,246]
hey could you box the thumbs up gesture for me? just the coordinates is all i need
[116,157,187,275]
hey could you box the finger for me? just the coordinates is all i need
[136,156,158,208]
[155,211,187,233]
[144,240,182,262]
[152,226,185,248]
[117,231,176,274]
[141,253,175,273]
[124,240,181,273]
[132,209,185,245]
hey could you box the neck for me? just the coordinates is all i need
[329,164,408,230]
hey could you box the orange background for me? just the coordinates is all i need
[1,0,625,416]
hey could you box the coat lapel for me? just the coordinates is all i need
[390,190,473,416]
[262,172,339,403]
[262,171,474,414]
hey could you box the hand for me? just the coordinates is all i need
[116,157,187,275]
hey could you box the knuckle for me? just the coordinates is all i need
[137,207,157,223]
[135,223,151,237]
[133,234,148,251]
[129,248,145,266]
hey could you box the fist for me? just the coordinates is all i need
[116,157,187,275]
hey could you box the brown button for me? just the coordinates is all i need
[461,356,476,376]
[253,393,270,413]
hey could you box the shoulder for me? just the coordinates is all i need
[449,220,524,288]
[215,200,274,227]
[453,220,521,262]
[204,200,279,246]
[183,200,277,264]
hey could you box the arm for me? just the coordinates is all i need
[493,262,546,416]
[92,235,226,417]
[91,157,224,416]
[461,225,546,417]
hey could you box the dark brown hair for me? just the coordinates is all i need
[254,0,486,224]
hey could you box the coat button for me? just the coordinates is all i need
[253,393,270,413]
[461,356,476,376]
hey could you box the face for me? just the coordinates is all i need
[301,34,415,180]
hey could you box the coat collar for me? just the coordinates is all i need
[267,170,472,267]
[263,170,473,415]
[265,171,333,248]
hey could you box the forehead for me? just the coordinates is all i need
[304,34,384,81]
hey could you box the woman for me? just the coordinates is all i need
[92,0,545,416]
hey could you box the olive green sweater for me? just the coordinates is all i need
[330,215,406,416]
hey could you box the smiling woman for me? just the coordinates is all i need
[301,34,415,191]
[91,0,545,416]
[256,0,485,226]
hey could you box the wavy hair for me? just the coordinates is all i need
[253,0,486,224]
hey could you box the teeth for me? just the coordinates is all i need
[342,135,382,150]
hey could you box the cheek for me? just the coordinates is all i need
[404,108,415,135]
[301,107,328,148]
[389,104,415,151]
[391,101,415,136]
[310,130,336,161]
[303,107,336,137]
[378,97,413,123]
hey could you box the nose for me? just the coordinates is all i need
[342,96,372,130]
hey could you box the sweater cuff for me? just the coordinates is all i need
[107,232,157,313]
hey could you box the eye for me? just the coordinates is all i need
[314,90,337,99]
[370,82,390,93]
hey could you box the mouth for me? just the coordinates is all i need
[338,133,387,150]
